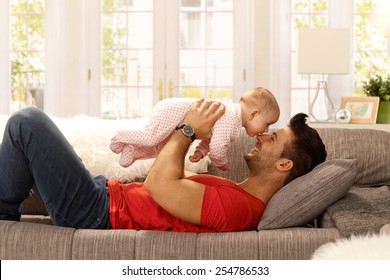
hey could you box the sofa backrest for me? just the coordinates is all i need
[209,127,390,187]
[317,128,390,187]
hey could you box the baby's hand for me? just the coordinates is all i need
[189,150,204,163]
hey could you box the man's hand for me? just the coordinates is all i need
[144,99,225,226]
[182,99,226,140]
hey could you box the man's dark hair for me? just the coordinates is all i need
[281,113,327,185]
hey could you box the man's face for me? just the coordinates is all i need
[244,127,294,175]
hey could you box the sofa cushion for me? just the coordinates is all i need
[317,128,390,187]
[258,159,358,230]
[326,185,390,237]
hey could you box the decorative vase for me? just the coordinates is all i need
[376,101,390,124]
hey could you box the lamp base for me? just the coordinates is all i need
[309,80,335,122]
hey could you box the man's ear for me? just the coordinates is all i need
[249,109,259,120]
[276,158,293,171]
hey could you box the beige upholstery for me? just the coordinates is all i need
[0,220,340,260]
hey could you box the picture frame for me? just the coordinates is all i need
[340,96,380,124]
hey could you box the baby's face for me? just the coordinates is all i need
[245,109,279,137]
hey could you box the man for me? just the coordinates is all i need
[0,99,326,232]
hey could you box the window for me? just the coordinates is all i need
[179,0,233,100]
[10,0,45,112]
[353,0,390,93]
[99,0,239,119]
[289,0,390,119]
[101,0,153,119]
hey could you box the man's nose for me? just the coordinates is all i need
[256,134,271,142]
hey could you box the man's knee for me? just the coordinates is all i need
[8,107,46,127]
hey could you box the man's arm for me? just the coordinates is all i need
[144,99,225,225]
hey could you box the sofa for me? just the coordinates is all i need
[1,114,389,260]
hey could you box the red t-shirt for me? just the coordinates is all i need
[107,174,265,232]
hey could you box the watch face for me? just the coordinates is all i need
[183,125,195,136]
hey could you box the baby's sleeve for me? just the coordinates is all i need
[208,121,233,168]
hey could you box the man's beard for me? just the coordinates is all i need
[244,150,278,176]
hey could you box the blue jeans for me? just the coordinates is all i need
[0,107,110,229]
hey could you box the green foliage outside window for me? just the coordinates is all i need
[10,0,45,110]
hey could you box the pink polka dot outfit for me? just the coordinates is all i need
[110,98,242,169]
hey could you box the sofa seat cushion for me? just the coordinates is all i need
[258,159,358,230]
[0,220,75,259]
[326,185,390,237]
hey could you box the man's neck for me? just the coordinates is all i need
[238,176,284,204]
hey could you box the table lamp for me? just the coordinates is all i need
[298,28,351,122]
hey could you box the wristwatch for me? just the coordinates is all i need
[175,124,196,142]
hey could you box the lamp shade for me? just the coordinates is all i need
[298,28,351,74]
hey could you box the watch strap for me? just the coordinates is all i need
[175,124,196,142]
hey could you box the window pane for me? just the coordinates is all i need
[10,0,28,13]
[372,16,388,48]
[102,50,126,86]
[179,0,233,99]
[101,87,124,118]
[102,13,127,49]
[370,51,388,75]
[354,15,370,50]
[9,0,45,112]
[28,0,44,13]
[353,0,389,93]
[128,50,152,86]
[292,0,310,13]
[206,0,232,10]
[355,0,372,13]
[181,0,201,8]
[292,15,309,30]
[102,0,128,12]
[206,50,232,86]
[11,58,28,87]
[27,51,44,87]
[128,0,153,10]
[311,15,327,27]
[181,50,205,68]
[10,16,28,50]
[29,15,45,50]
[127,13,152,48]
[180,50,205,86]
[181,86,206,98]
[311,0,327,12]
[180,12,205,48]
[206,12,232,48]
[101,0,153,118]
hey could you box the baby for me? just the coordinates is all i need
[110,87,280,170]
